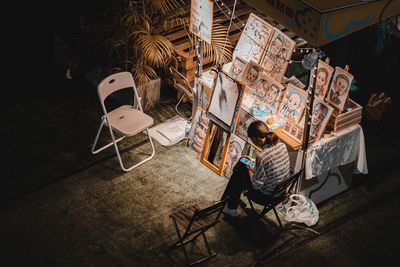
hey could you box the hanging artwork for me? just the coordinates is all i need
[315,59,334,99]
[263,73,285,114]
[241,61,263,88]
[228,56,247,80]
[234,108,256,141]
[278,83,306,122]
[223,134,246,178]
[189,0,214,44]
[308,98,333,140]
[260,28,296,83]
[207,71,242,131]
[233,13,274,63]
[326,66,354,111]
[187,108,210,156]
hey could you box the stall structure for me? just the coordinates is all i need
[185,4,370,204]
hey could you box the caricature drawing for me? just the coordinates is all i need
[328,73,350,106]
[229,57,247,80]
[278,85,305,122]
[310,102,329,139]
[223,137,245,178]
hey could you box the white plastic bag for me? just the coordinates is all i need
[284,194,319,226]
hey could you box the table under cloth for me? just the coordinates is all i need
[304,124,368,180]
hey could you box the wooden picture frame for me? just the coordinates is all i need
[200,123,231,176]
[189,0,214,44]
[223,134,246,178]
[240,60,263,88]
[186,107,210,156]
[326,66,354,111]
[277,83,306,123]
[207,71,242,132]
[315,59,334,100]
[309,98,334,140]
[228,56,247,81]
[282,119,305,143]
[234,108,256,141]
[233,13,274,63]
[260,28,296,83]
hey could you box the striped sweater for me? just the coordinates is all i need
[251,142,291,195]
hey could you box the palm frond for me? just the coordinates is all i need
[131,63,158,86]
[150,0,185,15]
[135,32,174,67]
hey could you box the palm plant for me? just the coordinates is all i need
[93,0,233,86]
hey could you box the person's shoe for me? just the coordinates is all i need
[222,206,240,217]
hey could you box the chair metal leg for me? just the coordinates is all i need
[272,207,284,229]
[170,218,191,265]
[175,94,192,120]
[91,117,125,154]
[114,128,156,172]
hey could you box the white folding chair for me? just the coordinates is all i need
[91,71,155,171]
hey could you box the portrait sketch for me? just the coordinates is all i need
[223,134,246,178]
[207,71,241,129]
[260,29,296,83]
[309,98,333,140]
[189,0,214,44]
[263,73,285,114]
[233,13,274,63]
[229,56,247,80]
[315,59,334,99]
[235,108,256,141]
[326,66,353,111]
[240,61,263,88]
[278,83,306,122]
[187,108,210,156]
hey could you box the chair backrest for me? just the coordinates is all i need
[184,199,226,236]
[169,66,193,99]
[97,71,143,113]
[272,170,303,197]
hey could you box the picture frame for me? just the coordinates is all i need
[207,71,243,132]
[262,72,286,114]
[233,13,274,63]
[186,107,210,156]
[260,28,296,83]
[282,119,305,143]
[315,59,334,100]
[200,122,231,176]
[277,83,306,123]
[326,66,354,111]
[308,98,333,140]
[189,0,214,44]
[240,60,264,88]
[234,108,256,141]
[223,134,246,178]
[228,56,247,81]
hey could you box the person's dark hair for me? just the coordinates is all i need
[247,120,279,146]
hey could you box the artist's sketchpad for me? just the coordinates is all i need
[148,115,188,146]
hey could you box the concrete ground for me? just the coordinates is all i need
[1,66,400,267]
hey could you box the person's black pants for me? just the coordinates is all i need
[221,161,258,209]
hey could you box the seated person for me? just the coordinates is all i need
[220,120,291,217]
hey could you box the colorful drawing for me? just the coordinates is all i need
[260,29,296,83]
[326,66,354,111]
[278,83,306,122]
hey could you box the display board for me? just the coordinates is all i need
[190,0,214,44]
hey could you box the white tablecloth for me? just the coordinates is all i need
[305,124,368,180]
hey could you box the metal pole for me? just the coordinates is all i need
[192,39,203,118]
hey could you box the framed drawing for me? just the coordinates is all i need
[234,108,256,141]
[223,134,246,178]
[260,29,296,83]
[229,56,247,80]
[189,0,214,44]
[207,71,242,132]
[187,107,210,156]
[241,60,263,88]
[278,83,306,122]
[263,73,285,114]
[233,13,274,63]
[200,122,230,176]
[315,59,334,99]
[309,98,333,140]
[326,66,354,111]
